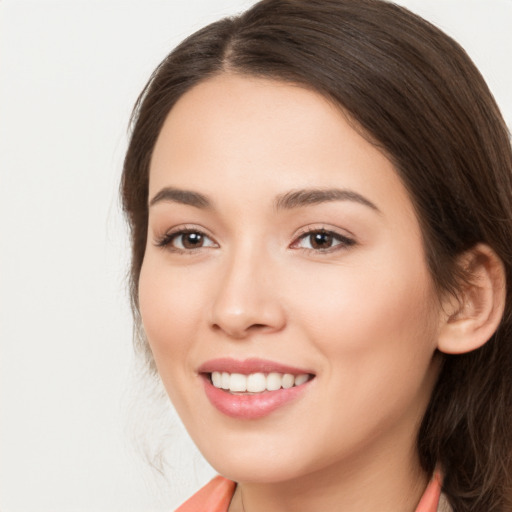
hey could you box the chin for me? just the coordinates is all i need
[192,426,340,485]
[209,454,310,484]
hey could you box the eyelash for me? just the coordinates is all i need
[154,226,356,254]
[154,227,217,253]
[291,227,356,253]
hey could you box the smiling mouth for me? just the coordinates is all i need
[206,371,314,394]
[199,360,316,419]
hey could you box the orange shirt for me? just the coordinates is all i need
[176,471,446,512]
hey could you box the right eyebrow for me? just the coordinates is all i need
[148,187,212,209]
[274,187,380,213]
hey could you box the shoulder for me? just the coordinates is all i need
[174,476,237,512]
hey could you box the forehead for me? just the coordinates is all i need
[149,73,416,223]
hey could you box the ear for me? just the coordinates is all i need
[437,244,506,354]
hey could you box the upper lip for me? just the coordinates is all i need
[198,357,314,375]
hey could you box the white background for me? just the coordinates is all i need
[1,1,511,511]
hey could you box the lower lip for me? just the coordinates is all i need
[202,376,312,420]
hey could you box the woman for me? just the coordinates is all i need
[121,0,512,510]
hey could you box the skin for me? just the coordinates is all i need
[139,74,446,512]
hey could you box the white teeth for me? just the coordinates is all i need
[266,372,282,391]
[212,371,222,388]
[294,374,309,386]
[210,371,311,393]
[229,373,247,392]
[247,372,266,392]
[282,373,295,389]
[221,372,230,390]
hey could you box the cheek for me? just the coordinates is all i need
[138,256,205,363]
[288,253,439,378]
[287,258,440,448]
[137,256,215,421]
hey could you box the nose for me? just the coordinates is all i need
[209,247,286,339]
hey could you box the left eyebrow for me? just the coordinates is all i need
[274,188,380,213]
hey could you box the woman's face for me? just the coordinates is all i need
[139,74,443,483]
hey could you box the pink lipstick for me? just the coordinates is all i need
[198,358,314,420]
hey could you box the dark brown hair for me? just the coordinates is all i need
[121,1,512,509]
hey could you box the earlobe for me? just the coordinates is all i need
[437,244,506,355]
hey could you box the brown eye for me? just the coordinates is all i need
[173,230,217,250]
[309,232,334,249]
[293,229,355,252]
[156,229,217,251]
[180,232,205,249]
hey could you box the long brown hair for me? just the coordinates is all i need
[121,1,512,509]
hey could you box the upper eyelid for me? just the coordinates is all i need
[154,225,218,248]
[157,224,213,239]
[290,227,357,250]
[293,225,356,240]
